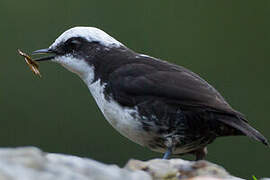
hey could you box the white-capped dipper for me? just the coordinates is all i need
[32,27,268,160]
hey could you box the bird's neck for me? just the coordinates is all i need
[78,64,96,86]
[75,46,137,87]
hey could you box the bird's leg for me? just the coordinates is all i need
[163,146,173,159]
[194,147,208,160]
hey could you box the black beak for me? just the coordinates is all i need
[32,48,56,62]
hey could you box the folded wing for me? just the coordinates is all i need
[108,61,268,146]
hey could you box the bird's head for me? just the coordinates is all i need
[33,27,123,80]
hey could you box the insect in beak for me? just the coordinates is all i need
[18,49,42,77]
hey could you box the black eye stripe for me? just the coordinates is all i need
[68,40,81,49]
[70,39,81,45]
[63,38,85,51]
[55,37,101,55]
[65,37,84,44]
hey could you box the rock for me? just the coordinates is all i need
[125,159,243,180]
[0,147,264,180]
[0,147,150,180]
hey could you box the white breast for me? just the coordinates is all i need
[55,52,152,147]
[85,78,150,146]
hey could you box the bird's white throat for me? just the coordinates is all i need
[53,55,94,82]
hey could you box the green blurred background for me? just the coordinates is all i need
[1,0,269,178]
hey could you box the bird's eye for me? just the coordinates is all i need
[68,39,82,49]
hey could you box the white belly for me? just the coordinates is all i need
[86,79,150,146]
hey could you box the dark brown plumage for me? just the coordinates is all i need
[92,46,269,158]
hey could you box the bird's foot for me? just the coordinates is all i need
[162,146,172,159]
[194,147,208,161]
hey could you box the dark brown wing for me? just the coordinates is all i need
[109,62,240,117]
[108,59,268,145]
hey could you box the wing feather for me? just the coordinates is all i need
[106,55,268,145]
[109,62,241,118]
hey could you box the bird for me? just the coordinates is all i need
[32,26,268,160]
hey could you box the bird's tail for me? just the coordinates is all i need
[218,117,269,146]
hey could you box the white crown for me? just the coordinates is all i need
[50,27,123,49]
